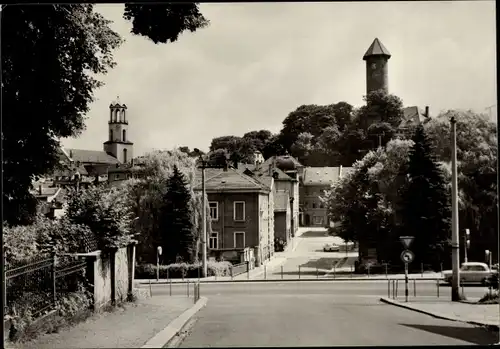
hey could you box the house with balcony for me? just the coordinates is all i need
[194,167,275,267]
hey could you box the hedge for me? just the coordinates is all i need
[135,261,233,279]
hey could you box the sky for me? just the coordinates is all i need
[62,1,497,157]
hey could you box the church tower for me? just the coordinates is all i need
[363,38,391,95]
[103,98,134,164]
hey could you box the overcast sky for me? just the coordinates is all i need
[62,1,496,156]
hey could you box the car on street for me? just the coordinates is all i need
[323,243,340,252]
[443,262,496,285]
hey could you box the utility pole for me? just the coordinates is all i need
[450,116,461,301]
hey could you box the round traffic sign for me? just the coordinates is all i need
[400,250,415,263]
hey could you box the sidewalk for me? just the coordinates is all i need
[13,295,202,349]
[380,297,499,330]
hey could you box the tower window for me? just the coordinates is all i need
[123,148,128,163]
[122,130,126,142]
[109,129,113,141]
[116,110,121,122]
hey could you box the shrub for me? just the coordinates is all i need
[66,186,137,252]
[135,261,232,279]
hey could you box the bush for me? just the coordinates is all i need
[274,237,286,252]
[135,261,233,279]
[66,186,137,252]
[8,289,92,343]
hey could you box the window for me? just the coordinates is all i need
[312,202,316,209]
[234,232,245,248]
[122,129,126,142]
[319,202,324,209]
[209,202,219,221]
[234,201,245,222]
[209,232,219,249]
[123,149,128,163]
[109,129,113,141]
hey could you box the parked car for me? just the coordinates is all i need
[323,243,340,252]
[443,262,496,285]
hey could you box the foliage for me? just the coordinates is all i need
[425,110,497,263]
[160,165,195,263]
[274,237,286,252]
[123,148,211,264]
[135,261,232,279]
[398,125,451,268]
[2,5,122,226]
[123,3,209,44]
[66,185,137,252]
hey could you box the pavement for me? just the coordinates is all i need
[164,281,499,347]
[380,297,500,330]
[13,294,205,349]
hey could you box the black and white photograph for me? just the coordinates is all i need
[2,1,498,347]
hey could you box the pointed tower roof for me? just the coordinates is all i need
[363,38,391,60]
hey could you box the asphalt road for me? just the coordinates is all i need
[163,281,498,347]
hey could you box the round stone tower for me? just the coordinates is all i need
[363,38,391,95]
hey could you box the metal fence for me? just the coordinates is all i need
[4,253,87,320]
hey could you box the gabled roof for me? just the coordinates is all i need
[254,174,273,190]
[302,167,353,186]
[66,148,120,165]
[363,38,391,60]
[254,166,295,182]
[274,191,289,212]
[401,106,431,127]
[193,168,269,192]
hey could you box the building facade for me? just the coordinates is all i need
[300,166,352,227]
[194,168,275,266]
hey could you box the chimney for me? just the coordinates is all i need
[339,165,343,178]
[425,106,429,118]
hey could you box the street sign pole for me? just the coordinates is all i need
[405,261,409,302]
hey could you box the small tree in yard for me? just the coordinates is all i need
[160,165,195,264]
[398,125,451,269]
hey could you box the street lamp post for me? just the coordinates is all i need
[450,116,461,301]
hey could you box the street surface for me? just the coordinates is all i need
[140,228,497,346]
[169,282,497,347]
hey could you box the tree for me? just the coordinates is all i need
[242,130,273,153]
[425,110,498,263]
[2,4,122,226]
[123,3,209,44]
[398,125,451,269]
[160,165,195,263]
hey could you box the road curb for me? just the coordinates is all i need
[141,297,208,348]
[379,297,499,331]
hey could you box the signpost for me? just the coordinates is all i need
[399,236,415,302]
[157,246,162,282]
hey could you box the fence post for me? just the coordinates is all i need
[396,279,399,298]
[52,252,57,306]
[247,261,250,280]
[149,279,152,297]
[281,266,283,280]
[392,280,395,299]
[387,279,390,298]
[169,278,172,296]
[264,265,267,280]
[413,279,416,297]
[437,278,440,298]
[299,266,301,279]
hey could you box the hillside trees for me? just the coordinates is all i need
[398,125,451,269]
[124,148,211,264]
